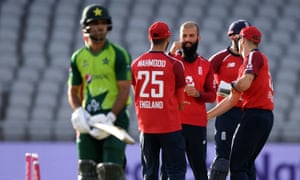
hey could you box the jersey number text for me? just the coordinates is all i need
[137,70,164,98]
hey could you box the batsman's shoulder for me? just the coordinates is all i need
[110,42,132,63]
[71,47,88,61]
[110,42,130,55]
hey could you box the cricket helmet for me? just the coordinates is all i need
[227,20,250,36]
[80,4,112,31]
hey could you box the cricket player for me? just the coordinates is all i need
[131,21,187,180]
[207,26,274,180]
[165,21,216,180]
[68,4,131,180]
[208,20,251,180]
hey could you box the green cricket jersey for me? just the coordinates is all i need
[68,41,131,114]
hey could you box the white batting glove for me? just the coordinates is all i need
[88,114,110,140]
[71,107,91,133]
[89,114,107,125]
[106,112,116,124]
[89,113,114,126]
[217,81,232,97]
[89,128,110,140]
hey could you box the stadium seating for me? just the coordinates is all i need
[0,0,299,142]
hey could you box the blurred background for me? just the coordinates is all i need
[0,0,299,143]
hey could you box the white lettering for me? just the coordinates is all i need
[137,59,166,67]
[139,100,164,109]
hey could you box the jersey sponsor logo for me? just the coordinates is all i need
[93,74,109,80]
[137,59,166,67]
[85,73,110,82]
[198,66,203,75]
[85,74,92,83]
[85,91,108,113]
[86,99,101,112]
[227,62,236,68]
[185,76,195,87]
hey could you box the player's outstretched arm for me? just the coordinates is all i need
[207,88,241,120]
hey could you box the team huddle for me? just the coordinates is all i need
[68,4,274,180]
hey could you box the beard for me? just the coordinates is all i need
[89,31,106,43]
[84,26,107,43]
[233,39,240,52]
[182,41,198,63]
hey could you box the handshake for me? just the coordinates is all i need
[71,107,116,140]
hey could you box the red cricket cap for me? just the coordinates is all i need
[148,21,172,40]
[240,26,262,44]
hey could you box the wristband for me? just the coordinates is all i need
[231,82,237,90]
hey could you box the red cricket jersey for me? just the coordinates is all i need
[209,48,243,107]
[239,50,274,110]
[131,51,186,133]
[173,54,216,127]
